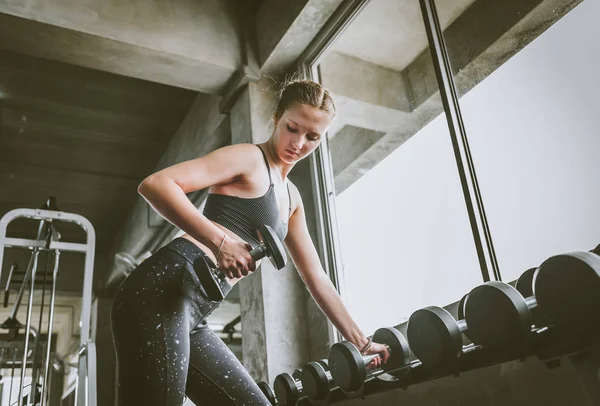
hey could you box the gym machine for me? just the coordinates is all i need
[0,198,98,406]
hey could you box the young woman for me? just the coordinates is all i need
[111,79,390,405]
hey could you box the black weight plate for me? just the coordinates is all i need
[300,361,330,401]
[328,341,365,392]
[465,282,532,348]
[373,327,409,372]
[535,252,600,333]
[274,373,299,406]
[257,381,276,405]
[407,306,463,366]
[259,224,287,269]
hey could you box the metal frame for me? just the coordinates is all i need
[419,0,500,282]
[0,208,97,406]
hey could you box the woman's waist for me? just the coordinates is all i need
[178,232,249,288]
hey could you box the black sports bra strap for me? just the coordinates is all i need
[257,145,273,184]
[287,183,292,216]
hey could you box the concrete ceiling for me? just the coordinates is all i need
[334,0,477,71]
[0,49,196,253]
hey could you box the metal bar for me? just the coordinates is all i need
[3,238,88,253]
[86,342,97,406]
[419,0,501,282]
[41,250,60,406]
[9,254,35,320]
[9,347,16,406]
[4,263,18,307]
[30,249,52,404]
[18,248,40,406]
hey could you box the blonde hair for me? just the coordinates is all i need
[274,78,336,121]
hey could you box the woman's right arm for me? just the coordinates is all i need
[137,144,260,274]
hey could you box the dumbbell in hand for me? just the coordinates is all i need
[195,224,287,301]
[328,327,410,395]
[274,371,304,406]
[464,251,600,349]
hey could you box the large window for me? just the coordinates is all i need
[301,0,598,336]
[433,0,599,281]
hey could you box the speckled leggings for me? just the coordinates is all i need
[111,238,271,406]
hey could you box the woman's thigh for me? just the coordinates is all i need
[186,323,271,406]
[112,254,196,406]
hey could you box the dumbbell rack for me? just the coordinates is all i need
[271,247,600,406]
[292,311,599,406]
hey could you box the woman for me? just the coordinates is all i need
[111,79,390,406]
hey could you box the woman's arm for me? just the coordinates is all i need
[138,144,261,273]
[284,187,369,350]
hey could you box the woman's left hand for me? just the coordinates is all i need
[363,341,390,369]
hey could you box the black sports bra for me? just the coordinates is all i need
[203,146,291,248]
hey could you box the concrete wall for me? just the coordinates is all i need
[327,1,597,404]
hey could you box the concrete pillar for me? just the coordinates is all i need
[231,79,331,384]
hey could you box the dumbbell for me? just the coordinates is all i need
[407,305,474,366]
[274,371,304,406]
[195,224,286,301]
[464,251,600,349]
[300,360,334,404]
[257,381,276,405]
[328,327,410,395]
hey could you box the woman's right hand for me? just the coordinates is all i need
[215,235,256,279]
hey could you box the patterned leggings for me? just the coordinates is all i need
[111,238,270,405]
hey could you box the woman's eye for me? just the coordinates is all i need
[287,125,298,133]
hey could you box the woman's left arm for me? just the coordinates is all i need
[284,188,369,350]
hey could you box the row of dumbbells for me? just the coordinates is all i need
[257,248,600,405]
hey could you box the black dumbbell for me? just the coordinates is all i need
[407,305,474,366]
[257,381,276,405]
[533,251,600,334]
[328,327,410,395]
[464,251,600,348]
[195,224,286,301]
[300,360,334,404]
[274,371,304,406]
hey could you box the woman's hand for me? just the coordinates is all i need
[364,341,390,369]
[215,235,256,278]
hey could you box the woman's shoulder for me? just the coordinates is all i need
[212,143,264,167]
[216,142,262,155]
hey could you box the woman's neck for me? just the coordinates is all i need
[263,139,294,181]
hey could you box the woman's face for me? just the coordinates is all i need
[272,103,333,164]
